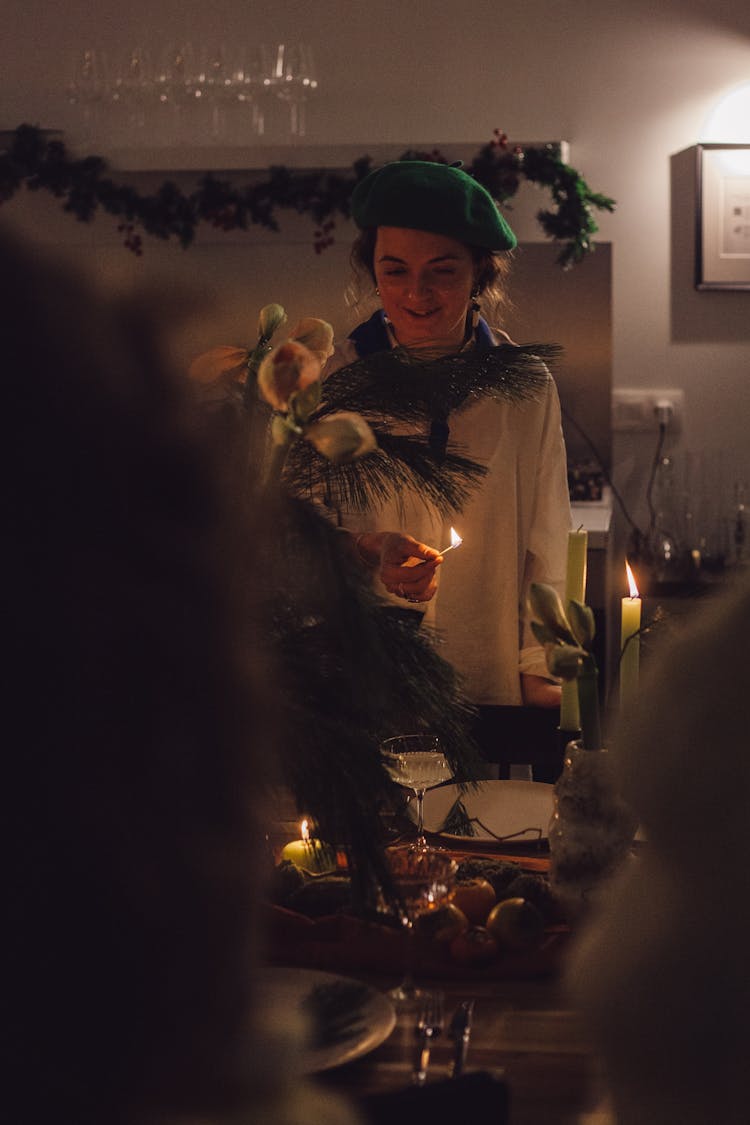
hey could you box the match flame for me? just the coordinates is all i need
[449,527,463,549]
[625,561,640,599]
[300,818,310,843]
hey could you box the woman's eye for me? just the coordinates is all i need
[382,269,406,277]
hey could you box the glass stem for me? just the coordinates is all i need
[415,787,426,844]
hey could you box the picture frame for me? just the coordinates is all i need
[696,143,750,290]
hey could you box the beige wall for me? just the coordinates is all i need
[3,0,750,562]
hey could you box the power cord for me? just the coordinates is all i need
[562,404,677,568]
[560,404,640,533]
[645,421,667,542]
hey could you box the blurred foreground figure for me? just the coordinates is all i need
[567,577,750,1125]
[1,228,356,1125]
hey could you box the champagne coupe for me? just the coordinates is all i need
[380,733,453,850]
[383,845,457,1005]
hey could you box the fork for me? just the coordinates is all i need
[412,990,445,1085]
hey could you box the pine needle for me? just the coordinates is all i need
[286,343,559,515]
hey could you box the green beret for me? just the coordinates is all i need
[350,160,517,251]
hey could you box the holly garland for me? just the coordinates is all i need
[0,124,614,266]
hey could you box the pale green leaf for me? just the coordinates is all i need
[528,582,575,643]
[568,600,596,647]
[258,303,287,340]
[290,379,323,423]
[531,621,560,647]
[546,643,583,680]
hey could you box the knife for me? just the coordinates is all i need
[448,999,474,1078]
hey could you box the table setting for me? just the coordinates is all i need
[253,535,640,1124]
[260,707,632,1123]
[264,764,575,984]
[255,945,609,1125]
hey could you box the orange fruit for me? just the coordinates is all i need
[486,897,545,951]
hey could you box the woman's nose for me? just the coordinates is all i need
[407,274,431,299]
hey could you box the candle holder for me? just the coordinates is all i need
[547,739,637,919]
[556,725,581,758]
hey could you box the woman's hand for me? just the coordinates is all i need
[521,673,562,709]
[354,531,442,603]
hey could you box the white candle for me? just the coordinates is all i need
[620,562,641,715]
[560,528,589,732]
[565,528,589,604]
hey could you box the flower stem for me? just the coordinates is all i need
[265,439,291,488]
[577,653,602,750]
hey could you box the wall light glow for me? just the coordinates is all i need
[702,82,750,143]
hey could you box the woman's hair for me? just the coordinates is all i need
[346,225,514,327]
[1,227,273,1124]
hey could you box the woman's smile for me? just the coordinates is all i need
[404,306,440,319]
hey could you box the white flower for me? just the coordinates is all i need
[257,340,322,411]
[290,317,335,366]
[188,346,249,384]
[305,412,377,463]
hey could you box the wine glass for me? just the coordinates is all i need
[67,48,111,144]
[380,733,453,850]
[258,43,318,137]
[382,845,457,1006]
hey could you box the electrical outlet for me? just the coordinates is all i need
[612,388,684,433]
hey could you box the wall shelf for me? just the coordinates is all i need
[99,139,569,173]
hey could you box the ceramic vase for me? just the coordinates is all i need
[548,741,637,917]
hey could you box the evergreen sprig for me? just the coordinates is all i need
[259,491,482,900]
[1,124,615,264]
[285,342,558,514]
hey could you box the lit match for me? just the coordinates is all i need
[439,527,463,555]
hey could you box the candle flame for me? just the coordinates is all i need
[449,527,462,549]
[625,561,640,599]
[300,819,310,843]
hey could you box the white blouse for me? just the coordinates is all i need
[323,333,572,706]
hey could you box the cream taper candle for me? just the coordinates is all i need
[560,528,589,732]
[620,562,641,715]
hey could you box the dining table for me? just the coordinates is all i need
[314,968,613,1125]
[264,783,619,1125]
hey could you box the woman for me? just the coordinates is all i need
[324,160,572,731]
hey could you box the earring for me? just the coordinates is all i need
[375,286,381,296]
[470,289,481,327]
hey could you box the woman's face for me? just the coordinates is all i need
[373,227,477,350]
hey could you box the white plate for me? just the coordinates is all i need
[416,779,555,843]
[255,967,396,1073]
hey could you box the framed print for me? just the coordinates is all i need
[696,143,750,290]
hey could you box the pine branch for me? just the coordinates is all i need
[285,437,487,516]
[316,342,557,420]
[284,343,558,515]
[258,494,483,896]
